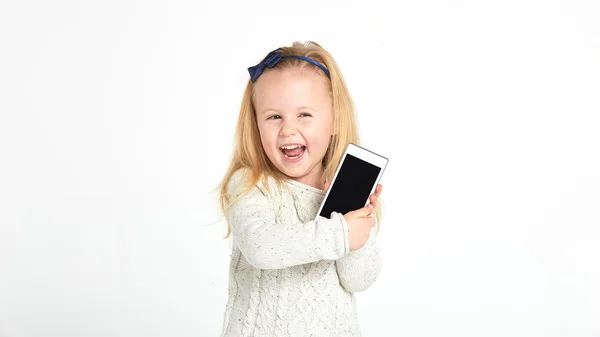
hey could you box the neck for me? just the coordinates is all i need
[291,167,325,190]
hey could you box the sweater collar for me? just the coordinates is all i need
[284,179,326,196]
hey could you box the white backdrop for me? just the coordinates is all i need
[1,0,599,336]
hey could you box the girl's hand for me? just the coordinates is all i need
[323,182,383,251]
[368,184,383,209]
[344,205,375,250]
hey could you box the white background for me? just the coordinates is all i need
[1,0,599,336]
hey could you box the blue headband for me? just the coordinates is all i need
[247,48,331,83]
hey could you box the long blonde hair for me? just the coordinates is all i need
[216,41,382,238]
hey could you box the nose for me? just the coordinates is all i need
[279,119,297,137]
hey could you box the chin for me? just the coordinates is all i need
[277,166,308,178]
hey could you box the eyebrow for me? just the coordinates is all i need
[259,106,318,115]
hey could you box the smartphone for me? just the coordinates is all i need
[315,143,388,220]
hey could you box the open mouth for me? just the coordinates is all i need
[280,144,306,160]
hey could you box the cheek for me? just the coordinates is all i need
[307,125,332,149]
[258,125,277,149]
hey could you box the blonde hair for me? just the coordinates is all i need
[216,41,382,238]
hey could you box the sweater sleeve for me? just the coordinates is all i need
[335,216,381,293]
[226,171,350,270]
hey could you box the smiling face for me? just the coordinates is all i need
[253,68,334,189]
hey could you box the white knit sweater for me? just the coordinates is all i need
[219,169,381,337]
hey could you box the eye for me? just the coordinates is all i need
[266,115,281,120]
[299,113,312,117]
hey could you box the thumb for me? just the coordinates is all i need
[352,204,373,217]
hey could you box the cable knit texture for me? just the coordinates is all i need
[220,169,381,337]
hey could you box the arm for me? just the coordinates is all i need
[335,217,381,293]
[226,173,350,270]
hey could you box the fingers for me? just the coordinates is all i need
[368,184,383,208]
[323,181,330,192]
[351,204,373,218]
[369,194,377,207]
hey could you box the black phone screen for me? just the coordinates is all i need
[319,154,381,218]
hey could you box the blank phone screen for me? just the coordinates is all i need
[319,154,381,218]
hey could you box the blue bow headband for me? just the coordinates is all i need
[247,48,331,83]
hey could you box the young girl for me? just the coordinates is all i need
[217,41,383,337]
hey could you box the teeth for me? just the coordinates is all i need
[280,145,304,150]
